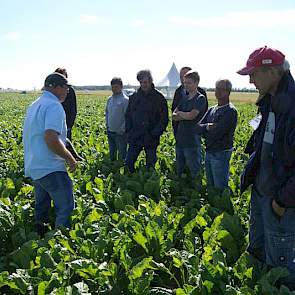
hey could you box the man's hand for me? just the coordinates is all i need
[66,157,78,172]
[206,123,215,131]
[272,199,285,217]
[172,112,182,121]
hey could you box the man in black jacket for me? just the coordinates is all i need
[55,68,77,141]
[125,70,168,173]
[238,46,295,290]
[172,66,207,136]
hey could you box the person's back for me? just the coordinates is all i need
[24,91,67,180]
[23,72,78,235]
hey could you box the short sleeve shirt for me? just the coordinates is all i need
[23,91,67,180]
[176,93,207,148]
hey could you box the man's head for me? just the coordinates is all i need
[54,67,68,78]
[215,79,232,102]
[44,73,70,102]
[183,70,199,94]
[110,77,123,95]
[137,69,153,93]
[180,66,192,85]
[237,46,288,95]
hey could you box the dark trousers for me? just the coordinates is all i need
[125,144,157,173]
[107,131,127,161]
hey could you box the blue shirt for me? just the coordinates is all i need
[23,91,67,180]
[105,92,129,134]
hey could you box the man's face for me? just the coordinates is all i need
[215,81,229,101]
[183,77,197,94]
[180,68,190,85]
[139,78,152,93]
[55,85,69,102]
[111,84,123,95]
[249,68,274,95]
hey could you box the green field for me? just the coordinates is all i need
[0,92,289,294]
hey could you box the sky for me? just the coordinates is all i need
[1,0,295,90]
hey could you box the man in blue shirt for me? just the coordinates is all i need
[23,73,78,236]
[105,77,129,161]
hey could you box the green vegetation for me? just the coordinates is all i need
[0,92,293,294]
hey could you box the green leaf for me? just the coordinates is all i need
[130,257,154,280]
[133,231,148,253]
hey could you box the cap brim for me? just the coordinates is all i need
[237,65,256,75]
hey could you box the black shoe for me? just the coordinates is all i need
[35,223,50,238]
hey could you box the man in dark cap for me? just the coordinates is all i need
[238,46,295,290]
[23,73,78,236]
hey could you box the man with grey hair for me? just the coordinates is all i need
[125,70,168,173]
[238,46,295,290]
[198,79,237,190]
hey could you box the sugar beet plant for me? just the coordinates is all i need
[0,93,294,294]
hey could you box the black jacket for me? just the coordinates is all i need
[62,86,77,129]
[172,85,207,135]
[241,71,295,207]
[125,85,168,147]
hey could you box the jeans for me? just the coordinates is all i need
[33,171,74,228]
[176,142,202,178]
[249,187,295,290]
[107,131,127,161]
[205,149,232,190]
[125,144,157,173]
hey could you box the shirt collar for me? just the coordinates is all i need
[43,90,60,102]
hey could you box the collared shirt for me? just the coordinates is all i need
[23,90,67,180]
[105,92,129,134]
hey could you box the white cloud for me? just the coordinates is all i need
[131,19,145,27]
[169,9,295,28]
[79,14,111,25]
[4,31,21,41]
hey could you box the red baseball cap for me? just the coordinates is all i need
[237,46,285,75]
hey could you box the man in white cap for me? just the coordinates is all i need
[238,46,295,290]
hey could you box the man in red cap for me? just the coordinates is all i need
[238,46,295,290]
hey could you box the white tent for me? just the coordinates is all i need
[157,62,180,87]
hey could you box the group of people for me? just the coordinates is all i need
[23,46,295,290]
[106,68,238,191]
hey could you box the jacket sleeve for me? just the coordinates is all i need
[125,95,133,133]
[150,96,169,137]
[172,87,180,113]
[276,117,295,207]
[67,87,77,128]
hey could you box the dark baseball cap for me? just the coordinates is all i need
[44,72,71,87]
